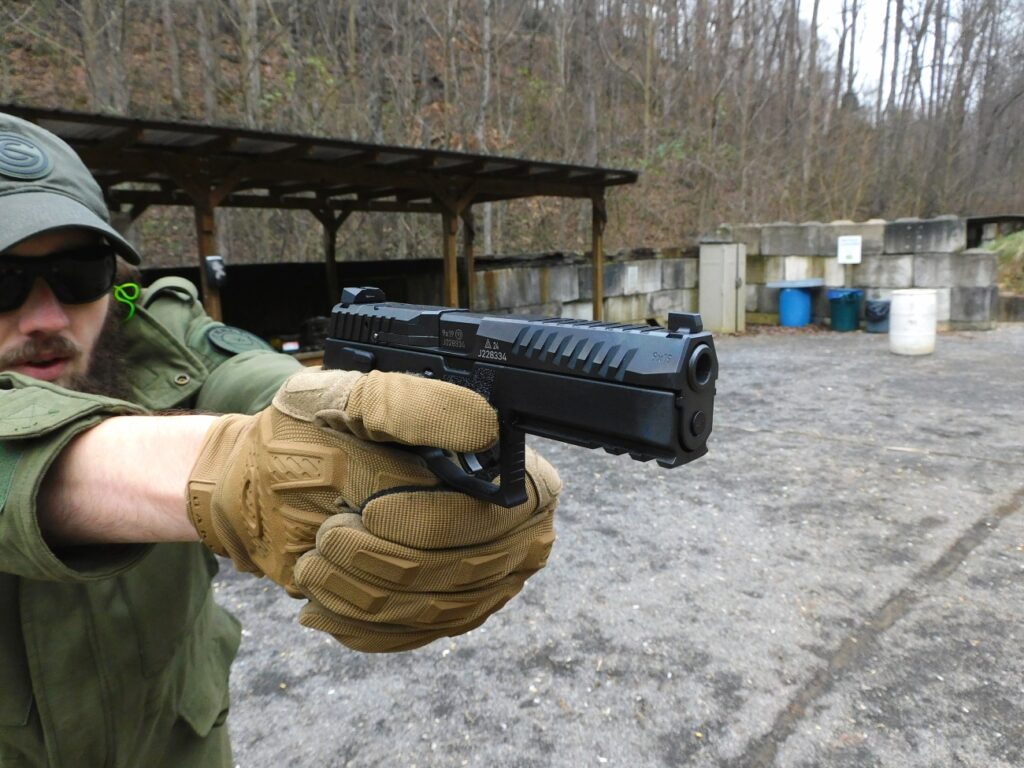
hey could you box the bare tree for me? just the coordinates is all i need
[160,0,184,114]
[197,3,221,122]
[73,0,130,113]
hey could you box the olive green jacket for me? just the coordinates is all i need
[0,278,301,768]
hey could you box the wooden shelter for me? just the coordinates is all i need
[2,105,637,321]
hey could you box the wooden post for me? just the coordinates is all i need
[172,166,242,323]
[461,209,476,310]
[442,210,459,306]
[591,195,607,321]
[313,209,351,307]
[194,204,222,321]
[324,221,339,306]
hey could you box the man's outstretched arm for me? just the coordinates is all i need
[37,415,216,545]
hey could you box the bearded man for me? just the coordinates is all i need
[0,113,560,767]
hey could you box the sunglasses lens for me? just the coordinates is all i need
[0,246,117,310]
[0,265,31,312]
[47,250,116,304]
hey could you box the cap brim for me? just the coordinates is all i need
[0,190,141,264]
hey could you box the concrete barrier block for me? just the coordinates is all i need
[824,257,846,287]
[649,288,698,322]
[999,293,1024,322]
[764,256,785,282]
[783,256,816,280]
[561,300,594,321]
[884,216,967,254]
[622,260,664,295]
[950,286,998,324]
[476,268,541,310]
[762,222,823,256]
[602,263,627,297]
[662,257,698,288]
[913,253,955,288]
[820,220,885,256]
[718,224,762,256]
[745,255,766,285]
[757,285,780,313]
[604,294,650,323]
[580,261,655,299]
[956,248,998,288]
[510,302,562,317]
[745,284,758,312]
[935,287,952,322]
[577,266,594,300]
[534,265,579,304]
[865,288,894,301]
[579,263,625,299]
[812,289,830,321]
[853,254,914,288]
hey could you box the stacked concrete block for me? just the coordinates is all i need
[761,222,823,256]
[950,287,998,329]
[852,254,914,288]
[745,285,758,313]
[820,220,886,256]
[763,256,785,283]
[884,216,967,255]
[508,302,562,317]
[947,249,997,327]
[823,256,846,287]
[560,300,594,321]
[745,255,767,285]
[782,256,807,280]
[913,253,955,287]
[661,258,698,289]
[935,288,952,323]
[474,267,539,311]
[603,294,651,322]
[999,294,1024,322]
[723,215,1001,329]
[649,288,698,320]
[757,285,780,314]
[470,253,702,324]
[474,263,579,312]
[715,224,761,257]
[578,259,663,300]
[955,249,997,287]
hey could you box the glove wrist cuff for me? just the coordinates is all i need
[186,415,247,557]
[187,478,226,556]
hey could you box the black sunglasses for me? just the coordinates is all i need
[0,245,117,313]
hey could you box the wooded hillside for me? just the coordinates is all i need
[3,0,1022,264]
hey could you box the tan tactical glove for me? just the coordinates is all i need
[186,368,509,595]
[276,368,562,653]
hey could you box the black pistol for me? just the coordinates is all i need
[323,287,718,507]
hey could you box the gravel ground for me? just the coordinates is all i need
[217,323,1024,768]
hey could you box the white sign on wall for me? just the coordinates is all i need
[837,235,863,265]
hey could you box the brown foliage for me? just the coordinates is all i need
[2,0,1022,265]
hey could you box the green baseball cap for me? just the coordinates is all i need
[0,112,141,264]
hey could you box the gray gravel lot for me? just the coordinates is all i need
[217,324,1024,768]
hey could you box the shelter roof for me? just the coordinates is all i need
[1,104,637,215]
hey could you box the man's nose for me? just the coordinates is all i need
[17,279,71,335]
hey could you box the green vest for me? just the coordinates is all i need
[0,278,301,767]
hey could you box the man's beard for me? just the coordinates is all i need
[63,301,133,401]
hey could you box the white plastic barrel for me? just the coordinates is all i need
[889,289,937,355]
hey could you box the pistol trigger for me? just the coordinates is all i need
[458,447,502,482]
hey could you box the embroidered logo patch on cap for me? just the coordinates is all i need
[0,133,53,180]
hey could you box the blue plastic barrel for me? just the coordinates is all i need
[779,288,812,327]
